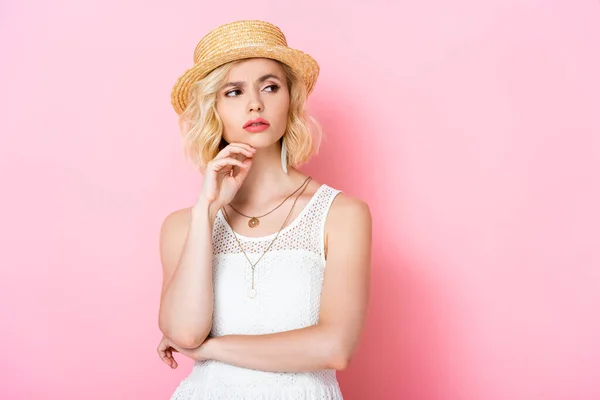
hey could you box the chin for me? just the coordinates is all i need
[228,131,282,148]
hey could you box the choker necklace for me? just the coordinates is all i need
[228,176,312,228]
[222,177,312,298]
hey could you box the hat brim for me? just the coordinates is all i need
[170,45,319,115]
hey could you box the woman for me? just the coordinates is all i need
[156,20,372,399]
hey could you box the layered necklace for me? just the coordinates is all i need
[227,176,311,228]
[221,177,312,298]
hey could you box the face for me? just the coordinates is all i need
[215,58,290,148]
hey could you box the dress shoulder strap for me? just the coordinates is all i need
[308,184,342,263]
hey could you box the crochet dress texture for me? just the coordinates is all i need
[169,184,344,400]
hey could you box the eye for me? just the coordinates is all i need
[224,89,242,97]
[264,84,280,93]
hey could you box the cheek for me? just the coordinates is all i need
[272,95,290,122]
[216,102,236,126]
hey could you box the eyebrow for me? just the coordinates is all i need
[221,74,283,90]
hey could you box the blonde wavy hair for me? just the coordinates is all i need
[178,59,322,171]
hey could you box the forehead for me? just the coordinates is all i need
[226,58,286,80]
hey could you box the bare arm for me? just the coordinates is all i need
[158,143,255,349]
[158,203,216,349]
[186,195,372,371]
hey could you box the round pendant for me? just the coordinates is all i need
[248,217,260,228]
[247,288,257,298]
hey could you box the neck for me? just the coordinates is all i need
[232,142,305,206]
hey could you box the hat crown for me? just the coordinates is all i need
[193,20,288,64]
[171,19,319,115]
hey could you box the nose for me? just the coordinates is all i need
[247,90,264,113]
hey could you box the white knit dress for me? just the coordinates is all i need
[169,184,344,400]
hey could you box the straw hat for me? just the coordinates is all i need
[170,20,320,115]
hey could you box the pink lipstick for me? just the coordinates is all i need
[243,118,270,133]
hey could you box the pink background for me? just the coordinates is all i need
[1,0,599,399]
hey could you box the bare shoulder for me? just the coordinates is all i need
[159,207,193,276]
[160,207,193,236]
[324,192,372,259]
[327,192,372,230]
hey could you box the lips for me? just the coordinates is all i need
[243,118,270,128]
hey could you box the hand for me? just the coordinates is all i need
[196,143,256,214]
[156,335,212,368]
[157,335,180,369]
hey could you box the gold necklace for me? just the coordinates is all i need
[228,176,312,228]
[222,177,312,298]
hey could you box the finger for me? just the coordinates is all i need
[227,142,256,153]
[157,340,174,365]
[158,347,170,366]
[166,348,176,368]
[233,158,253,184]
[214,144,255,160]
[207,157,248,173]
[168,350,178,369]
[215,143,255,157]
